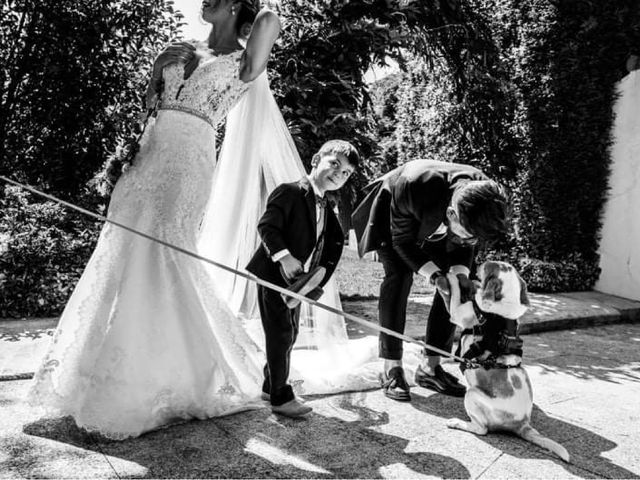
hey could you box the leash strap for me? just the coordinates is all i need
[1,175,477,366]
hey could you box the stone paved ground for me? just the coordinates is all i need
[1,322,640,479]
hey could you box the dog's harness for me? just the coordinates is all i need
[457,301,524,372]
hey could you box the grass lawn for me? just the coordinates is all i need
[335,247,434,299]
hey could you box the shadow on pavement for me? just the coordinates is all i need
[0,328,53,343]
[534,353,640,384]
[526,324,640,384]
[411,394,639,479]
[22,402,471,479]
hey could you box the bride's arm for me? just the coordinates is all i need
[239,8,281,83]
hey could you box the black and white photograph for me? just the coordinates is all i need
[1,0,639,478]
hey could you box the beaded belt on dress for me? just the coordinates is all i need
[158,106,215,129]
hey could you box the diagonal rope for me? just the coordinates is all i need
[0,175,473,365]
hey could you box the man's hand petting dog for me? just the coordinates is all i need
[431,272,475,313]
[456,273,477,303]
[431,271,452,311]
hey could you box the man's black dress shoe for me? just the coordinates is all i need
[415,364,466,397]
[380,366,411,402]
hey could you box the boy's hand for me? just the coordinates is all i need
[279,254,303,282]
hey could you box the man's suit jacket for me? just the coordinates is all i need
[351,160,488,273]
[246,177,344,288]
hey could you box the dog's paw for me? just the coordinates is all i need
[446,418,465,430]
[446,417,489,435]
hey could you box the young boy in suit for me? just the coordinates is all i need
[246,140,360,418]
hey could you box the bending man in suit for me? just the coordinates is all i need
[351,160,509,400]
[247,140,359,417]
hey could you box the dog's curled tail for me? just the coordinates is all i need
[518,424,570,463]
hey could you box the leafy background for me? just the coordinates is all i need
[1,0,639,317]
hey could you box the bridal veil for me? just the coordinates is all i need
[198,72,413,394]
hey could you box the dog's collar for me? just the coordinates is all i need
[458,304,523,372]
[472,355,522,371]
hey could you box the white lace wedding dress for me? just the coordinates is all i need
[28,50,266,439]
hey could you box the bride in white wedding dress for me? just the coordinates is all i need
[28,0,281,440]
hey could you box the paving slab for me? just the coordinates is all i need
[343,290,640,341]
[479,454,597,480]
[0,381,118,479]
[519,292,640,334]
[0,318,56,380]
[98,417,295,479]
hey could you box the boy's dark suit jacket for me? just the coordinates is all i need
[246,177,344,288]
[351,160,488,273]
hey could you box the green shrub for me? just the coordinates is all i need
[0,186,99,318]
[517,255,601,293]
[479,247,600,293]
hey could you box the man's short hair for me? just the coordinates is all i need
[455,180,510,242]
[316,140,360,168]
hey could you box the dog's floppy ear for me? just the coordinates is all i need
[518,275,530,306]
[482,276,503,302]
[476,261,529,320]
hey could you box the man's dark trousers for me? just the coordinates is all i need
[377,240,462,361]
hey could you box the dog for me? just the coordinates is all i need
[445,260,570,463]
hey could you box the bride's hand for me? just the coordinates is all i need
[152,42,198,79]
[182,50,202,80]
[155,42,196,66]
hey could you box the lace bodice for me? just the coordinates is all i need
[159,49,250,128]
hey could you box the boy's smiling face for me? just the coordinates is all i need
[311,153,355,193]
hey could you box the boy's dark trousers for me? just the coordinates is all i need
[246,177,345,406]
[258,284,301,406]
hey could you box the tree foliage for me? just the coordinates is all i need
[369,0,640,291]
[368,72,403,176]
[270,0,500,193]
[0,185,99,317]
[0,0,183,201]
[506,0,640,264]
[1,0,183,317]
